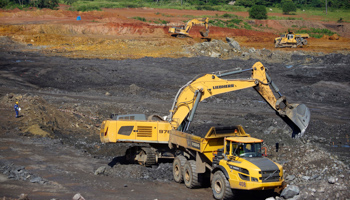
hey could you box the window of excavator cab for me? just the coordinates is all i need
[232,143,262,158]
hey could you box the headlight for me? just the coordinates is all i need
[228,165,249,175]
[251,177,258,182]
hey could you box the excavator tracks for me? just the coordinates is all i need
[125,146,157,167]
[141,147,157,167]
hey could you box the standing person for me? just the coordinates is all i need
[14,102,20,118]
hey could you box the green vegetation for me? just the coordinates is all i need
[153,19,169,24]
[0,0,349,24]
[1,0,60,9]
[243,22,252,30]
[249,5,267,19]
[132,16,146,22]
[296,28,336,38]
[283,28,336,38]
[64,0,77,5]
[72,4,102,11]
[268,16,304,20]
[209,17,243,29]
[282,1,297,14]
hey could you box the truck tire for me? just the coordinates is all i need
[212,171,234,200]
[173,155,186,183]
[183,160,202,188]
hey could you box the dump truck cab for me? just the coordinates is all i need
[215,136,283,191]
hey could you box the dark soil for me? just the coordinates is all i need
[0,37,349,200]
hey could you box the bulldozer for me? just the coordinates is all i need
[274,31,309,48]
[168,17,210,38]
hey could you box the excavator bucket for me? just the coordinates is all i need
[200,30,209,37]
[282,104,310,138]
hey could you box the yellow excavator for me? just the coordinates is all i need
[100,62,310,165]
[100,62,310,199]
[168,17,210,38]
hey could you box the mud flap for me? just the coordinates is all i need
[274,181,287,194]
[282,104,310,138]
[196,152,206,173]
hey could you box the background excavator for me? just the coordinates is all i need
[168,17,210,38]
[100,62,310,166]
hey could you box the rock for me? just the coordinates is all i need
[72,193,85,200]
[310,174,319,180]
[328,176,336,184]
[317,187,325,193]
[280,185,300,199]
[210,51,220,58]
[329,34,339,40]
[286,175,296,181]
[94,166,106,175]
[302,176,310,181]
[249,48,256,53]
[18,194,29,200]
[30,176,42,183]
[129,84,141,95]
[264,126,275,135]
[105,92,111,96]
[241,52,249,58]
[226,37,241,51]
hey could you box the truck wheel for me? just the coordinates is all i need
[212,171,234,200]
[183,160,201,188]
[173,155,186,183]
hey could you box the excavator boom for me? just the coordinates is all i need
[168,62,310,137]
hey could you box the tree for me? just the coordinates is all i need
[37,0,58,9]
[282,1,297,14]
[249,5,267,19]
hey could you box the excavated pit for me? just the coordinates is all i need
[0,7,350,200]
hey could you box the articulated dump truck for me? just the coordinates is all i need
[100,62,310,199]
[169,126,283,200]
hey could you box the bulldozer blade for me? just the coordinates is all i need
[282,104,310,138]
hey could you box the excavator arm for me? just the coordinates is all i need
[184,18,209,37]
[167,62,310,137]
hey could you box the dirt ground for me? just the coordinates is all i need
[0,6,349,200]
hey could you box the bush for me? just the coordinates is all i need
[64,0,77,5]
[282,1,297,14]
[132,16,146,22]
[0,0,9,8]
[74,4,102,12]
[37,0,59,9]
[249,5,267,19]
[196,5,216,11]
